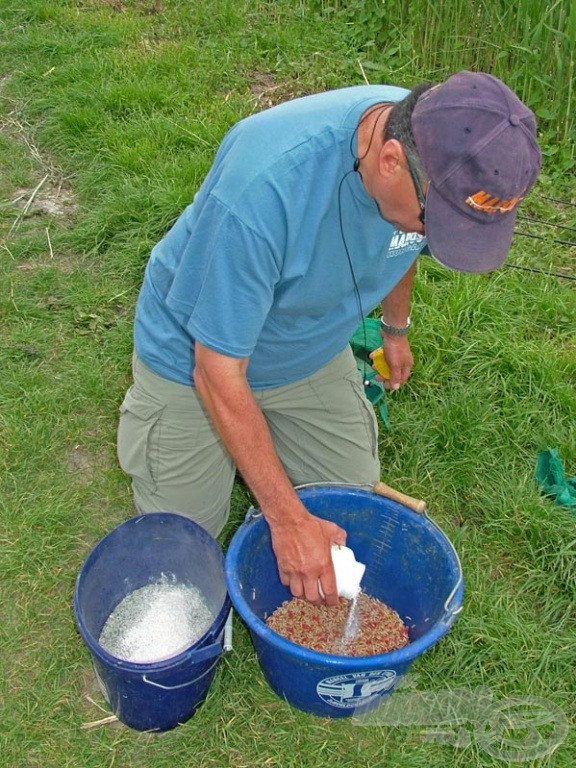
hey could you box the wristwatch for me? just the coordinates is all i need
[380,316,411,336]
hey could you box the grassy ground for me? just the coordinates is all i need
[1,1,575,766]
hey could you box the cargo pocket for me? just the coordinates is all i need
[117,385,165,493]
[344,368,379,461]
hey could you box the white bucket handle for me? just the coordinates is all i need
[142,650,221,691]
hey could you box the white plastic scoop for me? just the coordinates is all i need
[330,544,366,600]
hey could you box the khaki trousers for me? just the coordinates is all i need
[117,348,380,536]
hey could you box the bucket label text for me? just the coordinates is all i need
[316,669,397,709]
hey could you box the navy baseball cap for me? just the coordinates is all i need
[412,71,541,272]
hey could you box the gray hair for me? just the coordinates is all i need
[384,83,433,178]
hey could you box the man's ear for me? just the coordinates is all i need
[378,138,404,179]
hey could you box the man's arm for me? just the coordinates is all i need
[193,341,346,605]
[378,260,417,390]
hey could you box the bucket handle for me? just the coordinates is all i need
[441,570,464,623]
[293,481,428,514]
[142,642,222,690]
[243,482,426,523]
[244,506,262,523]
[372,481,427,514]
[422,512,464,624]
[143,659,219,691]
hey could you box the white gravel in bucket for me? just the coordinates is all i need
[99,581,214,663]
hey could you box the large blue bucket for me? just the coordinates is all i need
[225,485,463,718]
[74,513,231,731]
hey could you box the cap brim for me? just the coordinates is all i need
[424,186,517,273]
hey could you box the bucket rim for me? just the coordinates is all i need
[73,512,232,672]
[225,485,464,669]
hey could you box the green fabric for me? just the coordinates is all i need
[350,318,391,431]
[535,448,576,510]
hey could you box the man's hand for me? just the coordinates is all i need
[269,511,347,606]
[376,335,413,390]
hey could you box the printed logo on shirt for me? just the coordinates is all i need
[388,231,425,258]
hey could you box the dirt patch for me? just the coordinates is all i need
[248,71,277,98]
[66,443,115,485]
[67,445,95,480]
[0,111,79,236]
[247,71,316,112]
[11,181,78,220]
[79,666,125,730]
[79,666,157,738]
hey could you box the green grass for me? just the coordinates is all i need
[1,1,575,766]
[311,0,576,165]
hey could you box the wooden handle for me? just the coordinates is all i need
[373,481,427,514]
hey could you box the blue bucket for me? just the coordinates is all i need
[74,513,231,731]
[225,485,463,718]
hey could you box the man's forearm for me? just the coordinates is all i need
[193,341,345,604]
[377,260,417,389]
[194,350,304,525]
[380,260,417,327]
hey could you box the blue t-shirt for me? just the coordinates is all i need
[135,85,426,389]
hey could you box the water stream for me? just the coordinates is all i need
[342,593,360,643]
[331,593,361,654]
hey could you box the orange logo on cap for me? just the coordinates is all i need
[466,190,524,214]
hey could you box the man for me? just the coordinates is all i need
[118,71,541,606]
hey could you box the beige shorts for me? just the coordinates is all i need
[117,348,380,536]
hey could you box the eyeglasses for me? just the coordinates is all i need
[405,151,427,225]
